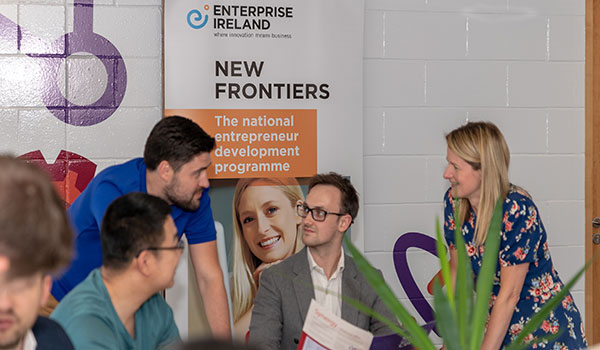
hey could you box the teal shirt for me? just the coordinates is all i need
[51,269,180,350]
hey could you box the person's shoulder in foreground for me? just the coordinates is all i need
[52,192,182,349]
[0,156,74,349]
[31,316,74,350]
[52,269,178,350]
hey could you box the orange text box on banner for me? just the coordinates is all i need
[166,109,317,179]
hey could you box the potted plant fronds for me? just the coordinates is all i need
[344,198,591,350]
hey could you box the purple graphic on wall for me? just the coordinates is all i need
[0,0,127,126]
[393,232,441,336]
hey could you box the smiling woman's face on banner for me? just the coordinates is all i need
[237,184,301,264]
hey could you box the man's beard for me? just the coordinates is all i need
[0,315,24,350]
[0,336,22,350]
[165,182,201,212]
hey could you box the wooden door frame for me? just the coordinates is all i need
[586,0,600,343]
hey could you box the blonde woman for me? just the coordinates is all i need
[231,177,304,339]
[443,121,586,349]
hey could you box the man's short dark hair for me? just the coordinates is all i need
[144,116,216,171]
[308,172,359,221]
[0,156,73,278]
[101,193,172,270]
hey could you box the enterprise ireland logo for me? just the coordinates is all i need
[187,5,210,29]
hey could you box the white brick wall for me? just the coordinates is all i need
[363,0,586,324]
[0,0,587,336]
[0,1,162,173]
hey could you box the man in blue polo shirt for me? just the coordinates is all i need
[47,116,231,338]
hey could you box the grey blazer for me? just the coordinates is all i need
[248,247,394,350]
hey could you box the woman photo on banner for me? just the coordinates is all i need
[231,177,304,339]
[442,121,586,349]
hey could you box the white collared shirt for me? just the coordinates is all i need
[307,247,345,318]
[22,329,37,350]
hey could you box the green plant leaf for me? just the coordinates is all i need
[344,236,436,350]
[340,294,408,339]
[505,256,594,350]
[433,280,460,350]
[435,216,454,311]
[452,213,474,349]
[469,197,504,350]
[505,330,563,350]
[450,197,474,348]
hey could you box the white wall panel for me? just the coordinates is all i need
[364,60,426,107]
[543,201,585,247]
[19,5,65,55]
[120,58,162,107]
[510,155,584,201]
[0,109,19,154]
[548,109,585,154]
[366,108,466,155]
[549,16,585,61]
[385,12,467,59]
[508,62,584,107]
[66,107,161,159]
[364,203,443,251]
[467,14,547,60]
[17,110,66,161]
[364,156,428,204]
[508,0,584,16]
[468,109,548,154]
[426,61,507,107]
[363,108,385,155]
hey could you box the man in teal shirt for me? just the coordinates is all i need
[51,192,182,349]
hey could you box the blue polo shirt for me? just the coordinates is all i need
[51,158,216,300]
[51,269,180,350]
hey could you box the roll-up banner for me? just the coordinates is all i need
[165,0,364,339]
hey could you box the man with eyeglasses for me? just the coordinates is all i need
[51,192,183,349]
[248,172,394,350]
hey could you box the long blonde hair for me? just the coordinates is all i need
[231,177,304,323]
[446,121,510,246]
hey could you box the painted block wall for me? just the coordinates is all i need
[0,0,163,199]
[362,0,586,332]
[0,0,586,342]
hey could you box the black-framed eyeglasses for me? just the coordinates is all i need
[136,239,184,258]
[296,203,347,222]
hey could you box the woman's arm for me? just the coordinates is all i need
[480,263,529,350]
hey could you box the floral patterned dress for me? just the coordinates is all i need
[443,187,587,349]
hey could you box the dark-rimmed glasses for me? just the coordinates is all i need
[296,203,346,222]
[136,239,184,258]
